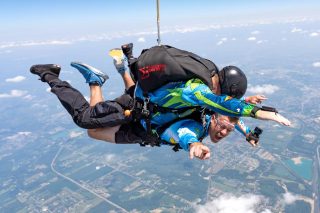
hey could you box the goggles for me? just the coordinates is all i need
[214,116,235,132]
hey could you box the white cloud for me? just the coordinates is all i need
[46,87,51,92]
[282,192,298,205]
[248,37,257,41]
[0,50,12,54]
[309,32,319,37]
[217,38,228,46]
[137,37,146,42]
[104,154,116,162]
[174,25,221,33]
[23,94,33,100]
[0,90,28,98]
[0,17,316,50]
[312,62,320,67]
[69,131,83,138]
[195,194,268,213]
[5,75,26,83]
[0,40,72,49]
[217,41,224,46]
[247,84,279,95]
[314,117,320,124]
[261,210,272,213]
[251,30,260,35]
[291,28,302,33]
[5,132,32,142]
[257,40,268,44]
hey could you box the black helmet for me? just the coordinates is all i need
[218,66,247,99]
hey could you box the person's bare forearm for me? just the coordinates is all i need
[255,110,291,126]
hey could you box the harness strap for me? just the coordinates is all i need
[135,97,200,114]
[133,96,216,150]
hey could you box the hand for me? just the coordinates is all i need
[189,142,211,160]
[246,134,259,147]
[246,95,267,104]
[247,139,259,147]
[274,113,291,126]
[246,128,261,147]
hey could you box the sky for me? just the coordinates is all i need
[0,1,319,212]
[1,0,320,43]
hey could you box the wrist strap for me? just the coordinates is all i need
[250,106,278,118]
[250,106,260,118]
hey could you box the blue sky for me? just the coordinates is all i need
[1,0,320,42]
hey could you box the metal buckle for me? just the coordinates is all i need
[142,97,150,117]
[201,108,207,128]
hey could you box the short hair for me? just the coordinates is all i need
[226,116,239,124]
[214,113,239,124]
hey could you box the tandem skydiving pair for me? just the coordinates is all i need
[30,44,291,160]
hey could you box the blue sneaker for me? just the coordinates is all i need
[71,62,109,86]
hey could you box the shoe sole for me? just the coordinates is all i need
[109,48,125,64]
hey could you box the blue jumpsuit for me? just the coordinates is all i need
[160,116,210,151]
[136,78,253,139]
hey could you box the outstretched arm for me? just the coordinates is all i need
[181,79,255,117]
[181,81,291,125]
[255,110,291,126]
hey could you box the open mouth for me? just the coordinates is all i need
[213,134,222,142]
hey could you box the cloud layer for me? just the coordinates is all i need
[282,192,299,205]
[5,75,26,83]
[137,37,146,42]
[312,62,320,67]
[0,40,72,49]
[195,192,301,213]
[309,32,319,37]
[195,194,269,213]
[69,131,83,138]
[0,17,317,50]
[0,90,28,98]
[5,131,32,142]
[247,84,280,95]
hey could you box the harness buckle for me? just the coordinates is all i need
[141,97,150,117]
[143,97,150,109]
[141,109,150,117]
[201,108,207,128]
